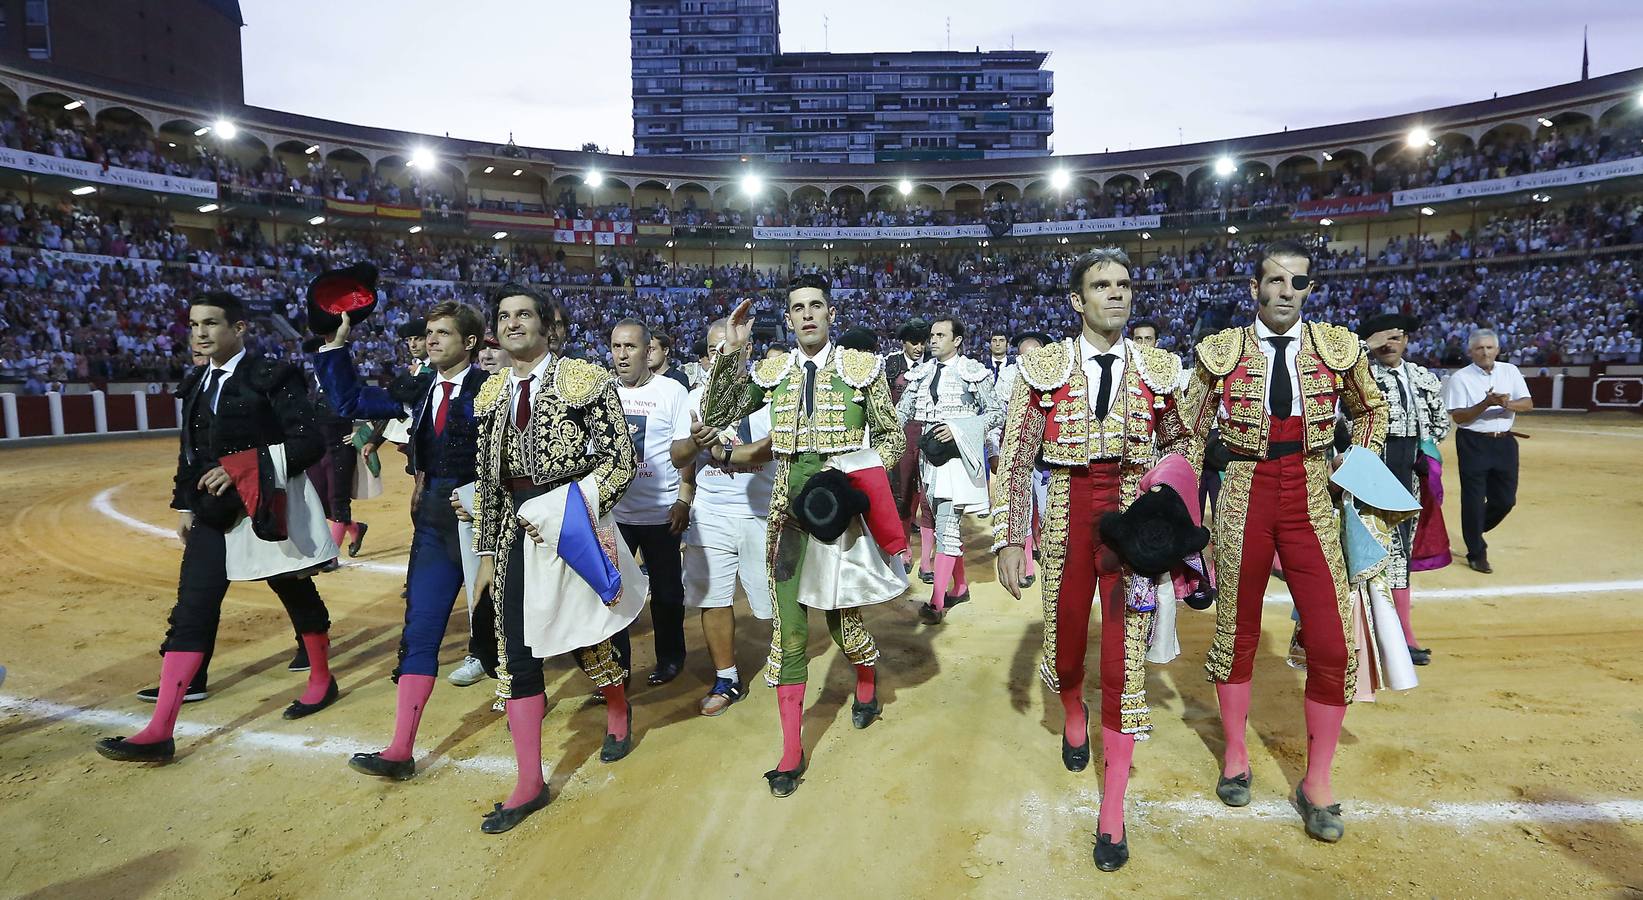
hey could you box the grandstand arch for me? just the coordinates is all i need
[673,180,711,212]
[1103,173,1142,195]
[632,178,671,213]
[980,181,1021,205]
[92,105,155,140]
[1143,169,1184,202]
[1538,110,1594,137]
[1597,94,1643,125]
[827,183,866,206]
[324,147,372,188]
[25,90,90,129]
[1476,121,1534,153]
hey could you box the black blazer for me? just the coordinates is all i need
[172,354,325,512]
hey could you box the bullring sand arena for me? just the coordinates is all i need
[2,412,1640,898]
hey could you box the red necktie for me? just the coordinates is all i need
[432,381,455,436]
[514,375,534,431]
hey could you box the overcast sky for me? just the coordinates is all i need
[241,0,1643,157]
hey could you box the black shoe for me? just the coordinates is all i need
[587,675,631,706]
[1216,770,1252,807]
[349,751,415,780]
[1062,703,1090,772]
[1019,575,1036,589]
[851,693,881,729]
[1295,783,1345,842]
[136,684,208,703]
[95,736,175,763]
[288,644,311,673]
[1468,556,1492,574]
[283,677,339,719]
[1094,832,1129,872]
[945,590,971,608]
[1408,645,1432,666]
[599,704,634,763]
[919,569,934,585]
[348,522,369,558]
[480,785,551,834]
[646,660,683,687]
[764,753,807,798]
[917,602,945,625]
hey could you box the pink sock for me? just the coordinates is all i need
[127,651,205,745]
[298,632,332,704]
[854,664,875,704]
[1059,687,1088,748]
[932,553,957,610]
[328,520,347,546]
[918,526,935,575]
[1216,681,1252,777]
[1098,727,1135,839]
[1301,699,1347,806]
[503,694,546,808]
[1393,587,1418,646]
[1023,533,1037,578]
[775,683,805,770]
[602,683,630,740]
[953,554,969,593]
[381,674,434,762]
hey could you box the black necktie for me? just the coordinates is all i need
[1267,336,1295,420]
[1092,354,1118,420]
[802,361,817,418]
[1392,367,1411,412]
[930,361,945,401]
[202,368,224,414]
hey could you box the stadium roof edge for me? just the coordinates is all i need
[3,62,1638,183]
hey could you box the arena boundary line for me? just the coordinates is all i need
[4,694,1639,827]
[92,486,1643,602]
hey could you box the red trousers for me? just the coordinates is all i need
[1053,463,1129,731]
[1225,418,1350,706]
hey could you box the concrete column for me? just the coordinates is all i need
[134,392,149,431]
[1,392,17,439]
[91,390,108,433]
[47,392,64,436]
[1552,373,1565,410]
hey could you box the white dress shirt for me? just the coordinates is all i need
[508,352,554,414]
[1442,360,1530,433]
[1252,318,1304,417]
[201,347,247,413]
[1078,335,1126,418]
[423,365,472,422]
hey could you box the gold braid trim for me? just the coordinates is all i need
[1205,461,1254,683]
[836,347,884,389]
[761,456,792,687]
[753,349,794,389]
[1019,339,1076,392]
[1310,321,1363,372]
[553,357,614,408]
[474,371,510,416]
[1195,327,1246,377]
[1037,468,1074,691]
[1132,344,1182,396]
[1304,452,1358,702]
[833,609,880,665]
[1121,605,1154,737]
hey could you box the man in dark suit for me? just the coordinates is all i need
[884,319,930,546]
[312,301,495,781]
[97,292,339,763]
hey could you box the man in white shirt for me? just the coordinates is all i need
[1441,327,1533,574]
[984,330,1011,385]
[611,318,696,685]
[677,317,777,716]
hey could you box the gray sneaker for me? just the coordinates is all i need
[448,656,488,687]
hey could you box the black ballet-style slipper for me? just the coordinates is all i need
[349,751,415,781]
[851,692,881,730]
[283,677,339,720]
[1216,770,1252,807]
[480,785,552,834]
[94,736,175,763]
[1062,703,1090,772]
[1295,783,1345,842]
[764,753,807,798]
[600,704,634,763]
[1094,832,1129,872]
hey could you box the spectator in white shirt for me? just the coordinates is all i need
[1441,328,1533,573]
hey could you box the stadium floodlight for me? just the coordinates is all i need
[1213,156,1237,177]
[1406,127,1430,148]
[1050,168,1071,191]
[512,169,523,177]
[1419,206,1436,216]
[308,215,326,226]
[1321,151,1334,161]
[1140,232,1151,240]
[70,186,96,196]
[898,179,914,196]
[493,231,508,240]
[197,203,220,213]
[483,165,495,174]
[213,119,238,140]
[741,173,764,196]
[305,145,320,155]
[1226,225,1239,235]
[1318,217,1334,227]
[1537,117,1555,128]
[744,242,753,250]
[665,240,675,248]
[585,170,604,187]
[63,100,83,111]
[409,225,423,234]
[409,147,435,170]
[193,126,210,136]
[167,142,177,148]
[1638,89,1643,107]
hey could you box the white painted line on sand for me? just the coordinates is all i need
[91,486,407,575]
[1531,426,1643,440]
[8,694,1639,827]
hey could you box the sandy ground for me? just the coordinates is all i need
[1,412,1641,899]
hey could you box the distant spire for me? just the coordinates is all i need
[1581,26,1590,80]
